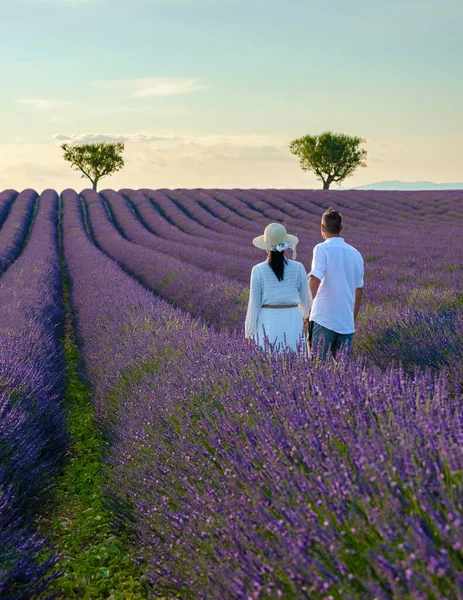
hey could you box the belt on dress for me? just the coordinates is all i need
[261,304,298,309]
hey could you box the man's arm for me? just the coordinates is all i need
[354,287,363,322]
[309,275,321,300]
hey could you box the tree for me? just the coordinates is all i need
[61,142,125,191]
[289,131,367,190]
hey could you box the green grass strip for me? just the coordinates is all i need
[38,199,148,599]
[42,322,146,599]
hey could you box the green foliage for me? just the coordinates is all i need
[289,131,367,189]
[61,142,125,191]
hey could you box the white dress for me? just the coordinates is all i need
[245,259,312,353]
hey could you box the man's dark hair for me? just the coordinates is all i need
[322,207,343,234]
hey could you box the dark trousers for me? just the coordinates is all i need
[308,321,353,358]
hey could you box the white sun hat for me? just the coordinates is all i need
[252,223,298,255]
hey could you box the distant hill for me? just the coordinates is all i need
[353,180,463,190]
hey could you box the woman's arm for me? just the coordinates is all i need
[245,267,262,339]
[298,263,312,318]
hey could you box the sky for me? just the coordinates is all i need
[1,0,462,190]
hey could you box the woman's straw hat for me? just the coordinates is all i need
[252,223,298,251]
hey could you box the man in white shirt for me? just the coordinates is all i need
[307,207,364,358]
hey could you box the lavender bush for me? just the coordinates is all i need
[0,190,18,229]
[119,188,463,370]
[140,189,235,240]
[108,344,463,599]
[174,188,262,233]
[81,189,247,330]
[138,189,264,257]
[0,186,461,598]
[166,188,254,239]
[99,189,257,283]
[0,189,37,273]
[60,188,463,598]
[61,188,189,421]
[0,190,66,599]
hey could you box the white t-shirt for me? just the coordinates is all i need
[309,237,364,334]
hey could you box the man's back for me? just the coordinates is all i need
[309,237,364,334]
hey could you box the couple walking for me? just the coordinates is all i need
[245,208,364,357]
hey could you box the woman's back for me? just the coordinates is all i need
[252,259,307,306]
[245,222,311,352]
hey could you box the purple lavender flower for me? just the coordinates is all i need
[60,187,463,598]
[0,190,66,598]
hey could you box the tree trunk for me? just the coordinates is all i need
[92,179,98,191]
[323,174,335,190]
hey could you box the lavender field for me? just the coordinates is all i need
[2,188,463,599]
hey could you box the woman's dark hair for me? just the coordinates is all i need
[268,251,287,281]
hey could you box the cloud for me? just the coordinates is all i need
[17,98,70,111]
[53,132,286,148]
[53,132,184,145]
[52,132,295,166]
[52,132,294,172]
[47,132,294,184]
[93,77,207,98]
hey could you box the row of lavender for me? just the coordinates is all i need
[84,188,463,372]
[0,186,462,596]
[178,189,463,370]
[90,187,463,300]
[0,189,37,272]
[0,191,67,599]
[63,188,463,598]
[129,188,463,294]
[81,190,247,331]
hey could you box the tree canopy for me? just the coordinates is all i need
[61,142,125,191]
[289,132,367,189]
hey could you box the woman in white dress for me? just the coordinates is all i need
[245,223,311,353]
